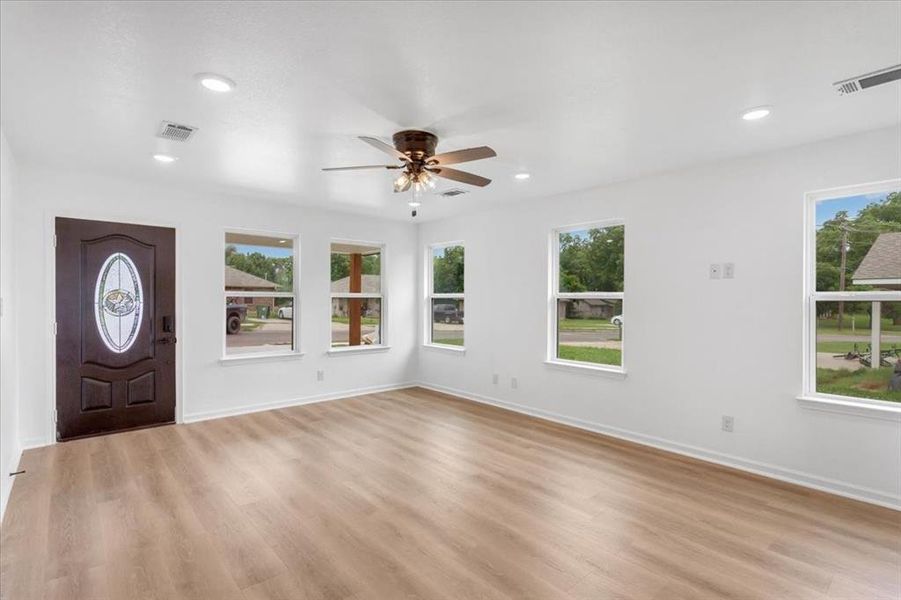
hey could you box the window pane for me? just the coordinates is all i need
[225,297,293,355]
[815,191,900,292]
[331,242,381,294]
[815,301,901,403]
[331,297,382,347]
[556,299,623,366]
[432,245,464,294]
[559,225,624,293]
[431,299,464,346]
[225,233,294,291]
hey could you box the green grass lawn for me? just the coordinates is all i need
[240,319,263,332]
[817,367,901,403]
[433,338,464,346]
[817,315,901,335]
[331,316,380,325]
[558,345,621,366]
[559,318,619,331]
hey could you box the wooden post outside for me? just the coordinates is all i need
[349,253,362,346]
[870,301,881,369]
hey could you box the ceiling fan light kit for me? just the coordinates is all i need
[323,129,497,217]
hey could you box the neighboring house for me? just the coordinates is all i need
[852,232,901,290]
[331,274,381,316]
[225,265,279,312]
[559,298,617,320]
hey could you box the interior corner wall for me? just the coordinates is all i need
[416,125,901,508]
[0,129,21,523]
[11,166,420,449]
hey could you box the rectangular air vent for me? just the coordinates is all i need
[157,121,198,142]
[834,64,901,95]
[438,188,467,197]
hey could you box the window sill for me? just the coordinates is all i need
[423,343,466,355]
[220,351,305,365]
[327,345,391,356]
[797,395,901,422]
[544,359,627,378]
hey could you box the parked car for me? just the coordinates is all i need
[277,304,293,319]
[433,303,464,324]
[226,303,247,334]
[611,314,624,327]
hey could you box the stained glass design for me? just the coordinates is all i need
[94,252,143,353]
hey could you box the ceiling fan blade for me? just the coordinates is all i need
[428,166,491,187]
[429,146,496,165]
[358,136,411,162]
[322,165,401,171]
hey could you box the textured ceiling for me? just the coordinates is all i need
[1,1,899,221]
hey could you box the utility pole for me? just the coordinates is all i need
[837,225,849,331]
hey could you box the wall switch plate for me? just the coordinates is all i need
[722,415,734,432]
[492,373,499,384]
[316,370,324,382]
[723,263,735,279]
[709,263,722,279]
[511,377,518,389]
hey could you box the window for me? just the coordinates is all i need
[330,241,384,348]
[428,243,465,348]
[805,182,901,405]
[224,232,297,357]
[550,222,625,370]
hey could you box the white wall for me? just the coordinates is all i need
[0,130,21,522]
[417,126,901,508]
[12,166,419,448]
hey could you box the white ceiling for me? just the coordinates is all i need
[1,1,899,221]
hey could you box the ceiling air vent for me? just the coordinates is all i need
[437,188,467,197]
[834,64,901,95]
[157,121,198,142]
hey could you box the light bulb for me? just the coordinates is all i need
[393,173,410,192]
[423,172,436,189]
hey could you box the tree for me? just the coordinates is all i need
[225,249,293,292]
[433,246,464,293]
[559,225,624,293]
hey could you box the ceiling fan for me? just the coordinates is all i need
[323,130,496,216]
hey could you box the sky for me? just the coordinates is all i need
[816,191,891,228]
[229,243,293,258]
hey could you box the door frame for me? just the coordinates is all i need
[45,210,184,445]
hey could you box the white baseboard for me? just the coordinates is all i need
[0,442,23,526]
[415,382,901,511]
[182,381,416,423]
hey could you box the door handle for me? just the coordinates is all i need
[156,337,177,345]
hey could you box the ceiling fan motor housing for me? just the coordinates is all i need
[392,130,438,161]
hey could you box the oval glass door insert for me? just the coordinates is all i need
[94,252,144,353]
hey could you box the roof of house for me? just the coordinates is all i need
[331,274,380,294]
[852,232,901,283]
[225,265,280,290]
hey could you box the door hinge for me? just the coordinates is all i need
[53,321,58,336]
[53,409,58,424]
[53,234,58,248]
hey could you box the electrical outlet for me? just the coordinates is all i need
[709,263,722,279]
[511,377,518,389]
[492,373,499,385]
[316,370,324,382]
[723,262,735,279]
[721,415,734,432]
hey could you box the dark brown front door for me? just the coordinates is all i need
[56,218,176,440]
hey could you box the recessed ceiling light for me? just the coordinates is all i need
[196,73,236,93]
[514,172,531,180]
[741,106,771,121]
[153,154,177,163]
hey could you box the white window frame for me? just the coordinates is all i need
[546,219,626,376]
[801,180,901,417]
[221,228,301,363]
[328,239,388,354]
[426,241,465,351]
